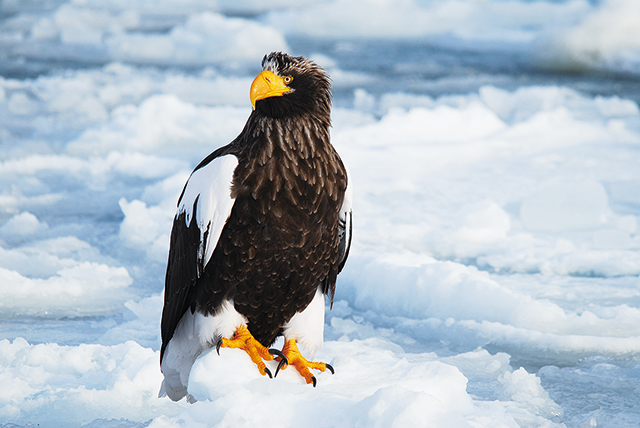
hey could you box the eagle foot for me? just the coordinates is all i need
[275,339,334,387]
[216,325,275,377]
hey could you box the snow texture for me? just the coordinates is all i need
[1,0,640,427]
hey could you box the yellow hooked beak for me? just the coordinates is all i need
[250,70,291,109]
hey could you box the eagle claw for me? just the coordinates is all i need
[275,358,288,378]
[268,348,287,361]
[325,363,335,375]
[264,367,273,379]
[216,338,223,355]
[268,348,288,377]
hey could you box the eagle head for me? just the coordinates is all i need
[250,52,332,120]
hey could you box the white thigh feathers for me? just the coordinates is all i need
[160,302,248,402]
[282,288,326,358]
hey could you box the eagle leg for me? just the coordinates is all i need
[275,339,334,387]
[216,324,276,378]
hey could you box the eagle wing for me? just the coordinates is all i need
[160,153,239,362]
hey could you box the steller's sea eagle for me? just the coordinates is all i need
[159,52,352,401]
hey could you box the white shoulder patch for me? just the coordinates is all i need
[177,154,239,269]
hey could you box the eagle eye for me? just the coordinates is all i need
[283,76,293,84]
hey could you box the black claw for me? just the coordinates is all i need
[216,339,223,356]
[274,358,288,378]
[264,367,273,379]
[311,376,317,387]
[325,363,335,375]
[269,348,288,377]
[268,348,286,361]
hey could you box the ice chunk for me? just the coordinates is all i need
[452,201,511,246]
[119,198,173,263]
[0,212,47,238]
[267,0,588,42]
[0,262,133,317]
[500,367,563,422]
[106,12,288,66]
[520,179,610,232]
[533,0,640,73]
[0,338,177,425]
[66,95,248,157]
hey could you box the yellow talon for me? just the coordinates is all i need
[219,325,274,377]
[278,339,333,386]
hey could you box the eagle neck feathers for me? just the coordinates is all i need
[232,112,345,213]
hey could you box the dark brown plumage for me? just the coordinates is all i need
[159,52,352,399]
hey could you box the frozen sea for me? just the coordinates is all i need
[1,0,640,427]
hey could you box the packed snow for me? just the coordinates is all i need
[1,0,640,427]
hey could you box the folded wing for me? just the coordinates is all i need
[160,153,239,363]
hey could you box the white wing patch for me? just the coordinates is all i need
[177,154,239,270]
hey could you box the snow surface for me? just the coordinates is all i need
[1,0,640,427]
